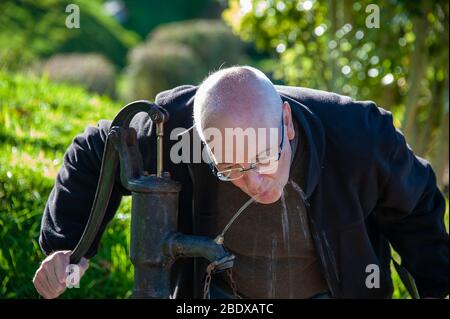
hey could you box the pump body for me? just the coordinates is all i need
[69,101,234,298]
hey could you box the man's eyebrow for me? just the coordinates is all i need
[216,147,277,167]
[252,147,277,160]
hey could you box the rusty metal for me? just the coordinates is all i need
[69,100,234,299]
[202,257,236,299]
[156,122,164,177]
[226,269,241,299]
[70,100,160,265]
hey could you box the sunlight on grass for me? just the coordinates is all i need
[0,71,133,298]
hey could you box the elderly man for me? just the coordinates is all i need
[33,66,448,299]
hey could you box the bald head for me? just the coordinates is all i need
[193,66,283,141]
[192,66,294,204]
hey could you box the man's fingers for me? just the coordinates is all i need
[33,266,51,293]
[34,273,56,299]
[51,262,68,296]
[33,275,47,298]
[43,265,65,297]
[33,251,89,299]
[54,253,70,285]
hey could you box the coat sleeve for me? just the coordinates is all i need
[39,120,130,259]
[373,107,449,298]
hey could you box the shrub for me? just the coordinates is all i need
[120,43,205,101]
[41,53,116,96]
[120,0,222,38]
[57,0,140,67]
[149,19,244,71]
[119,19,246,101]
[0,0,139,71]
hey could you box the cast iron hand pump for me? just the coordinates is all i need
[69,100,234,298]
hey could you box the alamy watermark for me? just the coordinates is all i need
[65,4,80,29]
[365,264,380,289]
[65,264,81,288]
[169,126,280,167]
[366,4,380,29]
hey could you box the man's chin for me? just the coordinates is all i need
[253,190,282,204]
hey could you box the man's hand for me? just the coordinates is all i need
[33,250,89,299]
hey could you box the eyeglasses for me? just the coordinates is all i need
[208,116,285,181]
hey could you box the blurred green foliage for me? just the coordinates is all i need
[40,53,117,96]
[120,42,205,102]
[0,0,139,70]
[121,0,224,38]
[224,0,449,189]
[120,19,245,101]
[149,19,244,73]
[0,71,133,298]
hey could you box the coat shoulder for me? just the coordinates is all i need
[154,85,198,128]
[277,85,396,165]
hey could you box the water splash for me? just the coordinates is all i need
[289,180,312,247]
[250,211,260,286]
[280,190,293,298]
[280,191,290,250]
[215,195,256,244]
[323,231,339,282]
[269,233,278,298]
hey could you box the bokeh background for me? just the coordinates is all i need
[0,0,448,298]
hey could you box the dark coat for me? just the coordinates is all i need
[39,85,449,298]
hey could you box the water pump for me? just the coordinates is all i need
[69,100,234,298]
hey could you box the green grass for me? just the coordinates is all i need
[0,71,448,298]
[0,71,133,298]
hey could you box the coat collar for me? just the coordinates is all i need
[279,92,326,200]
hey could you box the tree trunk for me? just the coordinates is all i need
[415,71,441,156]
[401,7,430,149]
[327,0,338,92]
[431,76,449,191]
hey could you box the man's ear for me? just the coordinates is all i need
[282,101,295,140]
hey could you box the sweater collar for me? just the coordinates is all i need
[279,93,326,200]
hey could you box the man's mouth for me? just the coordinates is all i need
[251,189,269,198]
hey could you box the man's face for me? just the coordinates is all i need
[205,102,295,204]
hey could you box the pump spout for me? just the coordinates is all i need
[164,233,235,270]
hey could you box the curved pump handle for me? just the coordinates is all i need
[70,101,168,264]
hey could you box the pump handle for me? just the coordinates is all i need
[70,101,168,264]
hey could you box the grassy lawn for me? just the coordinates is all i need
[0,72,133,298]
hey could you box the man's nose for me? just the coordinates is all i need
[243,169,264,194]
